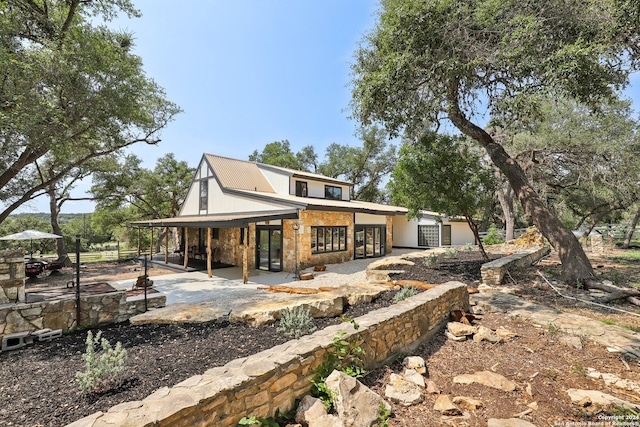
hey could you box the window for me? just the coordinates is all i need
[324,185,342,200]
[295,181,308,197]
[418,225,439,247]
[311,226,347,253]
[199,179,208,210]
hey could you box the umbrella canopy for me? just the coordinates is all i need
[0,230,63,241]
[0,229,63,257]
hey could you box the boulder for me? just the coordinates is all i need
[325,370,391,427]
[385,373,423,406]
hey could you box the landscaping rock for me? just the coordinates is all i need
[433,394,461,416]
[445,331,467,341]
[453,371,516,392]
[426,380,440,394]
[403,356,427,374]
[473,325,501,343]
[385,373,423,406]
[452,396,483,410]
[325,370,391,427]
[567,388,640,410]
[447,322,477,337]
[403,369,426,388]
[295,395,328,426]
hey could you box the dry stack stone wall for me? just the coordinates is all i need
[480,246,551,286]
[68,282,468,427]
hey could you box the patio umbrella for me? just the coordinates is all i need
[0,229,63,257]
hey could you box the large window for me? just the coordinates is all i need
[324,185,342,200]
[311,226,347,253]
[354,225,386,259]
[199,179,208,210]
[295,181,308,197]
[418,225,439,247]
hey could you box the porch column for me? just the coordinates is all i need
[164,227,169,264]
[183,227,189,269]
[207,227,212,278]
[242,226,249,284]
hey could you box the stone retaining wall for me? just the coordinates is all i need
[480,246,551,286]
[68,282,468,427]
[0,292,166,341]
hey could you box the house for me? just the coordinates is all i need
[132,153,475,281]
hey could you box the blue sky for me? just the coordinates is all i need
[16,1,640,214]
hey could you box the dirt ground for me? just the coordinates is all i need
[1,248,639,426]
[24,259,177,290]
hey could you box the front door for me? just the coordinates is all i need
[256,226,282,271]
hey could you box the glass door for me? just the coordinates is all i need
[256,226,282,272]
[258,229,270,271]
[355,225,386,259]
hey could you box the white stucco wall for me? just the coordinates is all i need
[355,213,387,225]
[392,214,439,248]
[260,169,290,194]
[445,221,476,246]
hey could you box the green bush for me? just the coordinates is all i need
[277,306,317,339]
[76,330,128,394]
[422,253,439,267]
[393,286,418,303]
[311,318,366,410]
[482,224,505,245]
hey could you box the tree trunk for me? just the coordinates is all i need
[496,177,516,241]
[465,215,489,261]
[447,84,594,284]
[47,185,68,261]
[622,205,640,248]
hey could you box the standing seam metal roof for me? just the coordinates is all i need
[205,154,275,192]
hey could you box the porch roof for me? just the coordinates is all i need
[130,209,299,229]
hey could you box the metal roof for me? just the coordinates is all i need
[257,163,353,187]
[130,209,299,228]
[205,154,275,192]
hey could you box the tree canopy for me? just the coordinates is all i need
[0,0,180,222]
[350,0,640,283]
[390,132,495,259]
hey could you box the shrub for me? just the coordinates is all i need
[444,247,458,257]
[76,330,128,394]
[277,306,317,339]
[482,224,505,245]
[423,253,439,267]
[393,286,418,303]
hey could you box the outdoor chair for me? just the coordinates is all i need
[25,261,45,278]
[46,255,69,274]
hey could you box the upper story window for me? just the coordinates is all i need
[325,185,342,200]
[199,179,208,210]
[295,181,308,197]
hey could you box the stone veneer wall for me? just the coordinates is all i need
[0,249,25,305]
[68,282,468,427]
[296,210,355,271]
[480,246,551,286]
[0,292,166,342]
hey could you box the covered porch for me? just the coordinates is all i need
[130,209,298,283]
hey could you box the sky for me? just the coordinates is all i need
[14,0,640,214]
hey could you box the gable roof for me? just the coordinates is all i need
[205,154,275,192]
